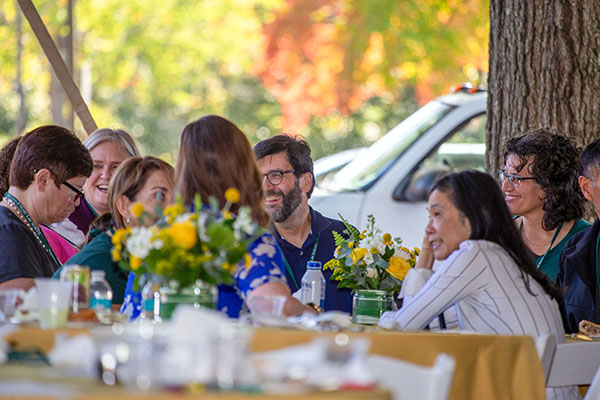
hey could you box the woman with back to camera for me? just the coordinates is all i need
[377,170,577,400]
[501,129,588,281]
[171,115,311,318]
[0,125,92,290]
[54,156,174,306]
[49,128,140,251]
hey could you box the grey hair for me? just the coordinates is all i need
[83,128,140,157]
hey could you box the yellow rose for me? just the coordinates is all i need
[350,247,368,265]
[224,187,240,204]
[130,255,142,270]
[131,203,145,217]
[167,221,198,250]
[244,253,252,269]
[387,256,411,281]
[223,211,232,220]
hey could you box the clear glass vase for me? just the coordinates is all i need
[160,280,218,320]
[352,289,395,325]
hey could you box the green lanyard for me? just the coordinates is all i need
[282,232,321,291]
[84,196,98,217]
[520,220,563,269]
[4,193,62,267]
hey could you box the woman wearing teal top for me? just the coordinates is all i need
[500,129,588,281]
[54,156,174,304]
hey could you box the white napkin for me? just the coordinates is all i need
[48,333,98,377]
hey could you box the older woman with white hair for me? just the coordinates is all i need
[48,128,140,255]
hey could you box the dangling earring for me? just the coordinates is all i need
[126,217,131,224]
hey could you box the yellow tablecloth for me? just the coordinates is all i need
[249,328,546,400]
[5,326,546,400]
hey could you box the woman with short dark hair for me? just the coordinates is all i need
[501,129,589,280]
[378,170,576,400]
[0,125,92,290]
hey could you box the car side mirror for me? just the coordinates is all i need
[399,166,452,202]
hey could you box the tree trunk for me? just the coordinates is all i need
[486,0,600,173]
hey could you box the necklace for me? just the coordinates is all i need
[522,228,553,247]
[519,219,562,269]
[3,193,61,267]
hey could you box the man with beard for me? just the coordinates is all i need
[254,135,353,312]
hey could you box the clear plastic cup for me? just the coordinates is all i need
[35,278,72,329]
[247,295,286,317]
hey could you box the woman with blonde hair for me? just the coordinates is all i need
[55,156,174,306]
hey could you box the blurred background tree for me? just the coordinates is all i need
[0,0,489,161]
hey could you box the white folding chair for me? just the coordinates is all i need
[547,341,600,387]
[536,333,557,382]
[367,353,456,400]
[584,365,600,400]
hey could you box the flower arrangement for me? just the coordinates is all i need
[324,215,419,292]
[111,188,261,291]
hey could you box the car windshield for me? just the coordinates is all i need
[322,101,454,192]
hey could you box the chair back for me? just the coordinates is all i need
[547,341,600,387]
[584,364,600,400]
[535,333,557,382]
[367,353,456,400]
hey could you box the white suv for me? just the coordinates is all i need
[310,87,487,249]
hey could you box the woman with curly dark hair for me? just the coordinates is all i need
[501,128,589,280]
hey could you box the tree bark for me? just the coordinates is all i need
[486,0,600,173]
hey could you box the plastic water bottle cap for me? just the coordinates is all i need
[307,261,321,270]
[91,270,106,278]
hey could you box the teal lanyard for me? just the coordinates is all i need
[520,220,563,269]
[282,232,321,291]
[4,193,62,267]
[84,197,98,217]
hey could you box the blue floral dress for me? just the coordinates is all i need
[120,233,288,319]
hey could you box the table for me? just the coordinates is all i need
[249,328,546,400]
[4,326,546,400]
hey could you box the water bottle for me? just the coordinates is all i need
[141,275,163,322]
[90,270,113,311]
[300,261,326,309]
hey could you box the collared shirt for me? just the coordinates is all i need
[272,207,353,313]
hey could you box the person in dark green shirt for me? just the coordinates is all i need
[500,129,588,281]
[54,156,174,305]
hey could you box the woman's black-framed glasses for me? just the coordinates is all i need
[263,169,295,186]
[62,181,84,201]
[498,170,536,188]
